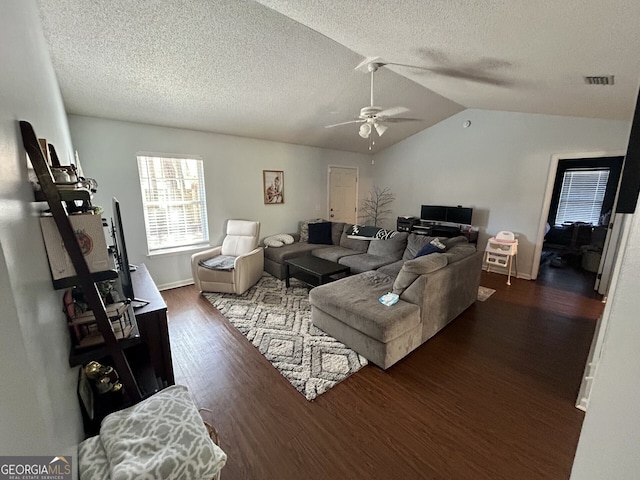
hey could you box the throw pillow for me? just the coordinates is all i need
[299,218,325,243]
[373,228,398,240]
[347,224,378,239]
[340,224,370,253]
[308,221,333,244]
[264,234,295,248]
[415,238,446,258]
[403,234,436,260]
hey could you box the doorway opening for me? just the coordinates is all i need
[536,154,623,297]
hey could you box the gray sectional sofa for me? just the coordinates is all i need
[263,221,483,369]
[263,221,408,279]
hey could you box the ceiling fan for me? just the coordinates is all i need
[325,58,421,149]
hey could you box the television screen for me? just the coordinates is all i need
[420,205,447,222]
[446,207,473,225]
[111,197,134,301]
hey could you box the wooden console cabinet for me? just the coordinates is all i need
[131,264,175,386]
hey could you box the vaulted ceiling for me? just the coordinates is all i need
[37,0,640,154]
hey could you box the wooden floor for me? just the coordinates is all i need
[162,270,604,480]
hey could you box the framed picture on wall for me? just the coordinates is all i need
[263,170,284,204]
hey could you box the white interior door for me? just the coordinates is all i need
[328,167,357,223]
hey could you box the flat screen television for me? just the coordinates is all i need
[111,198,148,307]
[111,197,134,301]
[420,204,473,225]
[446,206,473,225]
[420,205,447,222]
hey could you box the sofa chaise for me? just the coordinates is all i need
[309,241,483,369]
[263,220,483,369]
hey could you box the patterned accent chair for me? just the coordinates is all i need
[191,220,263,294]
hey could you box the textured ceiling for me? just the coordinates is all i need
[37,0,640,154]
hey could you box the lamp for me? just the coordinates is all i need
[359,122,372,138]
[374,122,387,136]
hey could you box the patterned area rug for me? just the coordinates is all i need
[203,274,368,401]
[477,286,497,302]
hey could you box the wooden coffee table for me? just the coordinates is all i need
[284,255,350,288]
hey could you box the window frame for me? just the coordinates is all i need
[548,157,623,228]
[136,153,209,255]
[555,168,611,226]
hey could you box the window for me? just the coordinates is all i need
[555,168,610,226]
[137,154,208,253]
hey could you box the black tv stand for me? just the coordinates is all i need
[398,217,478,244]
[432,225,460,235]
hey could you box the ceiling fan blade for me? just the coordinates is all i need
[325,119,365,128]
[380,117,422,123]
[377,106,409,117]
[356,57,435,72]
[383,60,434,72]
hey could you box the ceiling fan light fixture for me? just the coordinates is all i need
[359,123,372,138]
[374,122,388,136]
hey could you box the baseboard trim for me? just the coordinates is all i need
[481,265,531,280]
[157,279,194,291]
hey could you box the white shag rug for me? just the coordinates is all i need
[204,274,368,401]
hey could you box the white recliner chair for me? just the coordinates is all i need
[191,220,263,294]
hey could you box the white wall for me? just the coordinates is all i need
[570,207,640,479]
[68,110,630,286]
[68,116,373,288]
[373,109,630,278]
[0,1,83,455]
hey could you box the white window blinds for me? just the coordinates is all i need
[137,155,208,253]
[555,168,610,226]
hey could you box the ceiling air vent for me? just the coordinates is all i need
[584,75,615,85]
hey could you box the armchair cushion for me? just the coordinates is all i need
[221,220,260,256]
[199,255,236,270]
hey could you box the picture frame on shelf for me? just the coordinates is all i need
[263,170,284,204]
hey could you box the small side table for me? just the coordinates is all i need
[484,237,518,285]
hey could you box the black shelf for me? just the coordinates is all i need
[33,185,92,203]
[68,320,143,368]
[125,343,162,398]
[52,269,119,290]
[77,342,163,436]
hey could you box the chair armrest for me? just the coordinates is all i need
[191,246,222,266]
[191,247,222,291]
[233,247,265,294]
[234,247,263,267]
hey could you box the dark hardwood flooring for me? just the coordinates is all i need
[537,248,602,299]
[161,270,604,480]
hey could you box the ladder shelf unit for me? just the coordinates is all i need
[20,120,144,404]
